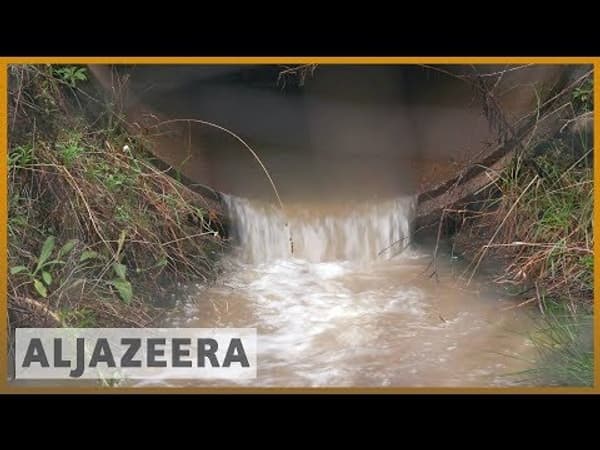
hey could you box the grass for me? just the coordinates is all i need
[518,301,593,386]
[7,63,593,386]
[446,70,594,386]
[8,64,224,330]
[453,75,593,306]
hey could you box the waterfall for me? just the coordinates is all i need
[223,195,415,264]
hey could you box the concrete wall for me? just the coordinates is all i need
[88,64,577,199]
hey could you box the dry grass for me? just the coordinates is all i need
[442,70,594,385]
[8,65,224,330]
[453,139,593,311]
[433,70,595,313]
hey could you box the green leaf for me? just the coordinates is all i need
[38,260,66,270]
[156,258,168,268]
[58,239,78,258]
[10,265,29,275]
[111,279,132,304]
[80,250,100,262]
[42,271,52,286]
[36,236,56,271]
[34,279,48,298]
[116,230,127,260]
[75,69,87,81]
[112,262,127,280]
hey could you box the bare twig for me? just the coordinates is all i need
[466,175,539,285]
[149,118,294,255]
[149,118,284,212]
[11,297,63,326]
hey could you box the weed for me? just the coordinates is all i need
[10,236,78,298]
[110,261,133,304]
[572,76,593,112]
[57,132,86,165]
[115,205,131,223]
[8,64,223,328]
[520,301,593,386]
[9,144,34,168]
[52,66,88,88]
[58,307,97,327]
[456,126,593,308]
[446,70,594,385]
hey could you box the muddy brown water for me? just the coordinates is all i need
[138,198,535,387]
[17,66,555,387]
[119,65,549,387]
[135,161,536,386]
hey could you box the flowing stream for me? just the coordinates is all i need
[142,193,534,387]
[128,65,542,387]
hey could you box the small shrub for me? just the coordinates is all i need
[52,66,88,88]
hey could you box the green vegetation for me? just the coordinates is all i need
[8,65,223,329]
[467,138,593,304]
[522,301,593,386]
[10,235,78,298]
[52,65,88,87]
[6,64,593,387]
[451,70,594,386]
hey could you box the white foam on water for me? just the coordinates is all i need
[149,194,534,387]
[223,195,415,264]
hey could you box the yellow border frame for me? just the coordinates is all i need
[0,57,597,394]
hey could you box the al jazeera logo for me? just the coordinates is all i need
[14,328,257,380]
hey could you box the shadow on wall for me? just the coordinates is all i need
[88,64,568,200]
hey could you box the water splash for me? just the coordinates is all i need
[223,195,415,264]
